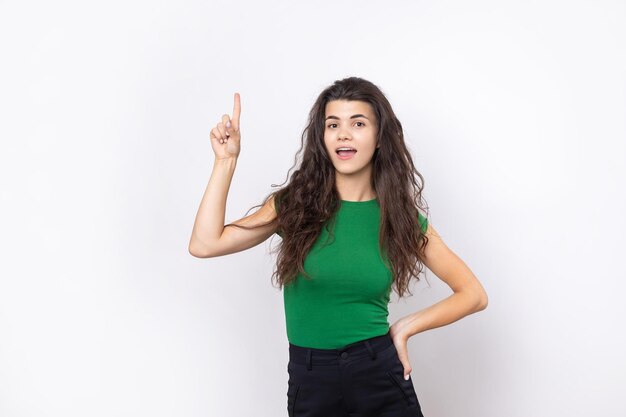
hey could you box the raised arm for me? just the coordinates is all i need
[188,93,278,258]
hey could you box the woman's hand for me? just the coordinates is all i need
[389,318,413,380]
[210,92,241,160]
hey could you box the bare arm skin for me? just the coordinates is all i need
[397,223,489,336]
[188,178,278,258]
[188,93,278,258]
[389,223,489,379]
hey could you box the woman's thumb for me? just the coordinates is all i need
[225,119,232,137]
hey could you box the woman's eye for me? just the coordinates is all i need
[327,122,365,128]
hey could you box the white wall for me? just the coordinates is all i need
[1,1,624,416]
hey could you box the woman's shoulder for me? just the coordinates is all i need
[417,210,428,234]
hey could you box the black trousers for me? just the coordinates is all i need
[286,330,424,417]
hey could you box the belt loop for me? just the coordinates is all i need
[306,348,312,371]
[364,340,376,360]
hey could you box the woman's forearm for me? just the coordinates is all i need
[188,157,238,257]
[398,290,487,339]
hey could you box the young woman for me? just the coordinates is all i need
[189,77,488,417]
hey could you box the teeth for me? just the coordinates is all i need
[337,147,355,151]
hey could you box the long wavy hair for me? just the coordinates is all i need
[225,76,429,298]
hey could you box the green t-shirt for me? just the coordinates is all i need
[278,197,428,349]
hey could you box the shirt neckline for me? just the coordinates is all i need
[340,198,378,205]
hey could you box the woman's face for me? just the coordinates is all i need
[323,99,379,176]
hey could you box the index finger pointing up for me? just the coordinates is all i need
[232,92,241,130]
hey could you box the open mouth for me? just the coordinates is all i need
[336,147,357,160]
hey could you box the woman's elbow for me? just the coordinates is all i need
[189,245,206,258]
[476,289,488,311]
[188,240,214,258]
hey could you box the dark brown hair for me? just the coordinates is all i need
[225,76,429,298]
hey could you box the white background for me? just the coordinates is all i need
[1,1,625,416]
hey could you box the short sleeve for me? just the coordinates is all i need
[417,211,428,234]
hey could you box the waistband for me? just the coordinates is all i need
[288,330,394,370]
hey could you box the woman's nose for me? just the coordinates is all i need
[338,129,351,141]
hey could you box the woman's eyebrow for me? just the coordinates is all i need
[325,114,370,121]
